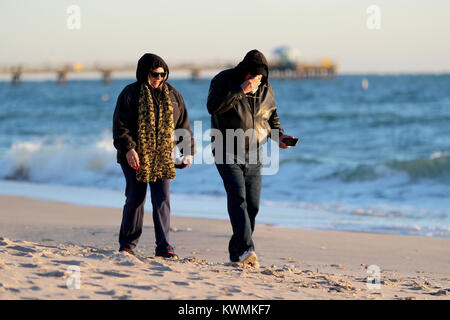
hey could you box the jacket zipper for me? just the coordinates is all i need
[249,93,256,156]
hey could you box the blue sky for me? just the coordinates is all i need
[1,0,449,73]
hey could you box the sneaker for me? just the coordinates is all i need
[119,247,135,256]
[155,251,179,259]
[239,250,257,265]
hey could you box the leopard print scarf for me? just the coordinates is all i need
[136,82,176,183]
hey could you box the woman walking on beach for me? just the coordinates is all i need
[113,53,194,258]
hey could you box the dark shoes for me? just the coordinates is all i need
[155,251,179,259]
[119,247,135,255]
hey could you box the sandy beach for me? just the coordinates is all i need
[0,195,448,300]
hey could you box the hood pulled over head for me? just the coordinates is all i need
[235,49,269,83]
[136,53,169,84]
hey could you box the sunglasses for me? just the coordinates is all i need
[150,71,167,79]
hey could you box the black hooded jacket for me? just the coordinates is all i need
[113,53,194,164]
[207,50,284,155]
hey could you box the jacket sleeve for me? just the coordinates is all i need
[207,75,246,115]
[175,93,195,156]
[267,85,285,138]
[268,109,285,138]
[112,89,136,154]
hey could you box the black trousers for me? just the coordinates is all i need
[119,163,173,254]
[216,161,262,262]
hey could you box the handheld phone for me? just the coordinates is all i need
[283,137,299,147]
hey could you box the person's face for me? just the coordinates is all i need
[147,67,167,89]
[244,73,263,81]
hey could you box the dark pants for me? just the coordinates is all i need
[119,163,173,255]
[216,161,262,262]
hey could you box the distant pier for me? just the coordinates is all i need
[270,59,337,79]
[1,59,337,85]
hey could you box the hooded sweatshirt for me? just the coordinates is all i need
[113,53,194,164]
[207,49,284,158]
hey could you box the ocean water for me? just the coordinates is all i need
[0,75,449,238]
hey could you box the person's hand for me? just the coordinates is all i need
[126,149,140,170]
[279,135,294,149]
[178,155,193,169]
[240,75,262,94]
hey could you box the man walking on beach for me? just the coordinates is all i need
[207,49,293,266]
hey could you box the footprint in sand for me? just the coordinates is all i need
[150,266,173,272]
[4,287,21,293]
[114,261,136,266]
[95,290,116,296]
[148,260,168,267]
[35,244,58,249]
[92,248,116,256]
[20,263,39,268]
[51,260,84,266]
[430,289,449,296]
[148,273,165,277]
[7,245,36,253]
[110,254,143,266]
[84,253,107,260]
[187,277,204,281]
[224,286,242,293]
[35,270,66,278]
[172,281,191,286]
[146,260,174,272]
[57,282,101,290]
[203,282,216,287]
[98,270,130,278]
[10,252,33,258]
[121,284,155,291]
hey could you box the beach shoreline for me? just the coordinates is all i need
[0,179,447,239]
[0,195,449,300]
